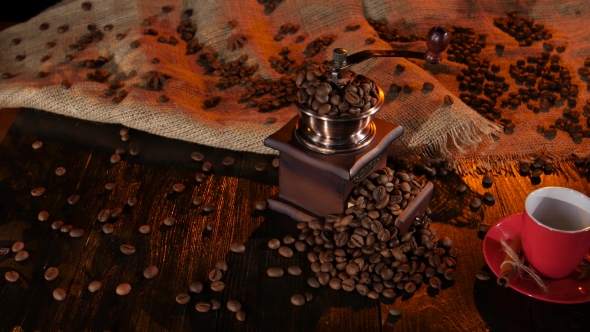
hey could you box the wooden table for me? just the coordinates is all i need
[0,108,589,332]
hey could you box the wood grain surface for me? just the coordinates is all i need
[0,108,589,332]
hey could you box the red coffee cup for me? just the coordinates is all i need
[521,187,590,279]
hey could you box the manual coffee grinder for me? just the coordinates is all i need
[265,26,450,234]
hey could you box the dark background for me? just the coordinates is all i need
[1,0,61,22]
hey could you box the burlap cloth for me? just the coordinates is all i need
[0,0,588,170]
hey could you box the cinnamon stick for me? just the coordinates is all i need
[497,234,522,287]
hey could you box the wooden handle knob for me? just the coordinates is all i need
[425,26,450,64]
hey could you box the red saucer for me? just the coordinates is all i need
[483,213,590,304]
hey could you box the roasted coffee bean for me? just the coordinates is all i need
[104,24,113,31]
[287,266,302,276]
[139,225,152,234]
[389,307,402,316]
[329,277,342,290]
[173,183,185,192]
[44,267,59,281]
[202,203,215,212]
[120,244,136,255]
[39,23,49,30]
[31,187,46,197]
[208,269,224,282]
[211,280,225,292]
[129,147,140,156]
[11,38,21,45]
[53,288,67,301]
[236,310,247,322]
[0,72,12,79]
[12,241,24,253]
[201,162,212,172]
[116,283,131,296]
[110,154,121,164]
[356,283,369,296]
[457,184,468,193]
[51,221,64,230]
[279,246,293,257]
[61,225,73,233]
[423,82,435,91]
[267,267,284,277]
[226,299,242,312]
[102,223,114,234]
[127,197,137,207]
[88,280,102,292]
[196,302,211,312]
[272,158,280,168]
[70,229,85,238]
[444,268,457,280]
[205,222,215,231]
[32,140,43,149]
[429,276,442,289]
[15,55,25,61]
[190,281,203,293]
[176,293,190,304]
[291,294,305,306]
[307,277,320,288]
[68,195,80,205]
[98,209,111,222]
[214,261,228,272]
[268,238,281,249]
[55,167,66,176]
[116,33,126,40]
[5,271,19,282]
[40,55,50,62]
[482,175,494,185]
[14,250,29,261]
[191,196,203,206]
[255,163,267,171]
[230,243,246,253]
[255,201,268,210]
[196,173,207,183]
[81,2,92,10]
[163,217,176,226]
[476,270,491,281]
[483,192,495,203]
[470,197,482,209]
[130,40,141,49]
[222,156,235,166]
[142,265,158,279]
[38,211,49,221]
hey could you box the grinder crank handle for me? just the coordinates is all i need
[328,26,451,75]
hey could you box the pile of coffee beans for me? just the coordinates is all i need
[445,26,486,65]
[295,66,380,116]
[269,167,458,305]
[367,20,423,43]
[493,11,552,46]
[303,36,335,58]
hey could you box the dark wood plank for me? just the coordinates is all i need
[2,108,590,332]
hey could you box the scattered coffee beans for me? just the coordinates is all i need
[5,271,19,282]
[68,195,80,205]
[210,281,225,292]
[120,244,136,255]
[195,302,211,313]
[11,242,24,253]
[494,11,551,46]
[31,187,45,197]
[268,238,280,249]
[267,267,284,277]
[98,209,111,222]
[88,280,102,292]
[51,221,64,230]
[32,141,43,149]
[143,265,158,279]
[190,281,203,293]
[287,266,302,276]
[227,299,242,312]
[102,223,114,234]
[173,183,185,192]
[278,246,293,258]
[38,211,49,221]
[176,293,190,304]
[53,288,67,301]
[55,167,66,176]
[230,243,246,253]
[163,217,176,226]
[70,229,85,238]
[290,294,305,306]
[44,267,59,281]
[116,283,131,296]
